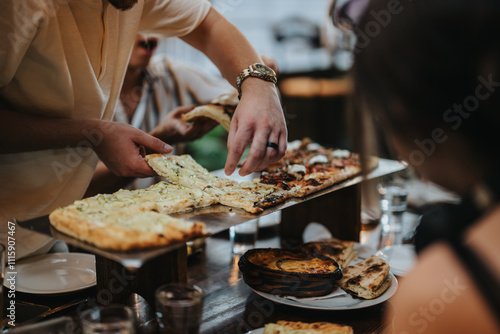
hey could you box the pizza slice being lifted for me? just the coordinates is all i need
[181,92,239,131]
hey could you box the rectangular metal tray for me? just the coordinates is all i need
[18,158,405,270]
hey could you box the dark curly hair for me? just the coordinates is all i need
[352,0,500,172]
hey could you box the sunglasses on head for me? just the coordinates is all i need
[330,0,370,31]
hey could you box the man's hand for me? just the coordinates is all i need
[181,8,288,176]
[93,121,172,178]
[225,79,287,176]
[150,105,219,143]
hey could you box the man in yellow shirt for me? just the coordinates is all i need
[0,0,287,222]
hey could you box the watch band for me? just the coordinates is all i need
[236,63,277,99]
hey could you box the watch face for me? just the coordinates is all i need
[254,63,275,76]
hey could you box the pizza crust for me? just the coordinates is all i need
[263,321,353,334]
[209,91,239,106]
[181,104,233,131]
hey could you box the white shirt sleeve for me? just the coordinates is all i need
[139,0,211,38]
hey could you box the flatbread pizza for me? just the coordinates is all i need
[263,321,353,334]
[337,255,392,299]
[181,92,238,131]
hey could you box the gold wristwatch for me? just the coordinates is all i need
[236,63,277,99]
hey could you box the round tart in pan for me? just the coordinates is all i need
[238,248,342,298]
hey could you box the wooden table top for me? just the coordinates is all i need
[8,223,392,333]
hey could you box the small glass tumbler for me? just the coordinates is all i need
[155,283,204,334]
[378,177,409,214]
[80,304,135,334]
[377,177,409,247]
[229,219,259,255]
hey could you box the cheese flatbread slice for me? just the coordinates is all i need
[49,208,208,251]
[337,255,391,299]
[113,181,218,213]
[146,154,289,213]
[263,321,353,334]
[146,154,229,194]
[73,181,217,214]
[217,180,290,213]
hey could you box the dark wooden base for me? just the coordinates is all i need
[94,246,188,307]
[281,184,361,248]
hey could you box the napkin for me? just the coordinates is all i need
[302,222,333,243]
[283,287,347,302]
[0,224,68,261]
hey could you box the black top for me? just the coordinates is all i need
[415,187,500,325]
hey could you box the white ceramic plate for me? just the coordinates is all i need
[376,244,417,277]
[251,273,398,310]
[248,328,264,334]
[4,253,96,294]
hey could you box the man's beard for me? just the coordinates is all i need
[108,0,138,11]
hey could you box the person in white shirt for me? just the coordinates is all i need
[0,0,287,223]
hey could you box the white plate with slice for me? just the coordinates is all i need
[248,328,264,334]
[4,253,96,294]
[251,272,398,310]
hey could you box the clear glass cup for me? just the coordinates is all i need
[80,304,135,334]
[377,177,409,248]
[155,283,204,334]
[229,219,259,255]
[378,178,409,214]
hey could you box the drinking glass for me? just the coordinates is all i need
[80,304,135,334]
[377,176,409,247]
[155,283,204,334]
[229,219,259,255]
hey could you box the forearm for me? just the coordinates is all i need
[0,109,102,154]
[181,8,265,90]
[85,161,134,197]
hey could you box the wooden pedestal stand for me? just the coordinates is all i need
[281,183,361,248]
[94,246,187,307]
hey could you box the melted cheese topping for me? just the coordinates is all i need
[287,140,302,151]
[307,155,328,165]
[332,149,350,159]
[306,143,322,151]
[288,164,306,175]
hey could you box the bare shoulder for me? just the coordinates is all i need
[386,242,499,334]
